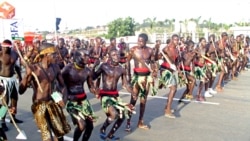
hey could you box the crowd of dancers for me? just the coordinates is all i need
[0,31,249,141]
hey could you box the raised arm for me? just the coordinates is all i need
[19,65,33,94]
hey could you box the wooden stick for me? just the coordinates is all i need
[55,46,67,66]
[2,99,23,134]
[201,54,216,65]
[14,44,43,93]
[160,50,173,65]
[132,53,153,72]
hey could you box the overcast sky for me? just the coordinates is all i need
[3,0,250,31]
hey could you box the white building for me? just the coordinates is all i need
[230,26,250,36]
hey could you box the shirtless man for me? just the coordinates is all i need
[179,40,196,100]
[69,38,81,61]
[89,37,102,88]
[118,40,130,88]
[100,40,108,62]
[215,32,228,92]
[0,82,8,140]
[194,37,213,101]
[153,40,161,66]
[23,44,39,64]
[57,38,69,69]
[93,49,134,140]
[159,34,181,118]
[229,35,238,80]
[89,37,102,67]
[19,43,71,141]
[0,39,23,131]
[204,36,218,96]
[107,37,118,53]
[62,49,97,141]
[240,34,249,71]
[179,37,186,52]
[125,33,157,131]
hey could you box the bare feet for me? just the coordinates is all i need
[137,120,150,130]
[216,86,223,92]
[164,113,176,119]
[196,95,205,101]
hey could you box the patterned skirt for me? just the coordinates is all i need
[31,100,71,141]
[66,99,97,123]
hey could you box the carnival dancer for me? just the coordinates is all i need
[23,43,39,64]
[0,83,8,140]
[125,33,158,131]
[153,40,162,69]
[89,37,102,88]
[240,35,249,71]
[158,34,182,118]
[215,32,228,92]
[194,37,212,101]
[89,37,102,68]
[57,38,69,69]
[118,40,130,89]
[179,41,196,100]
[0,39,23,131]
[93,49,135,140]
[204,36,218,96]
[230,35,239,80]
[62,48,97,141]
[107,37,118,53]
[19,43,71,141]
[100,40,108,63]
[69,38,81,61]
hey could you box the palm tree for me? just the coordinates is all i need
[142,17,157,34]
[134,22,141,31]
[180,19,189,33]
[156,21,165,33]
[193,16,201,32]
[164,18,175,33]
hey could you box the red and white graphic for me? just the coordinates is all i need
[0,1,15,19]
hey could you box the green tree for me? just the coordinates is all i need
[192,16,201,32]
[85,26,94,30]
[106,17,136,38]
[143,17,157,34]
[164,18,175,33]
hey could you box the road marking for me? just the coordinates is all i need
[5,119,10,122]
[37,130,73,141]
[119,92,220,105]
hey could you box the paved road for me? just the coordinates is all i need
[5,71,250,141]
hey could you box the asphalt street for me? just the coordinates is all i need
[4,71,250,141]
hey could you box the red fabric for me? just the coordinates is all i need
[119,58,126,63]
[133,68,150,73]
[99,90,119,95]
[179,65,191,71]
[75,93,87,99]
[89,58,96,63]
[1,42,12,47]
[205,60,213,64]
[233,52,238,56]
[194,62,204,67]
[161,62,170,68]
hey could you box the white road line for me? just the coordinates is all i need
[119,92,220,105]
[5,119,10,123]
[37,130,73,141]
